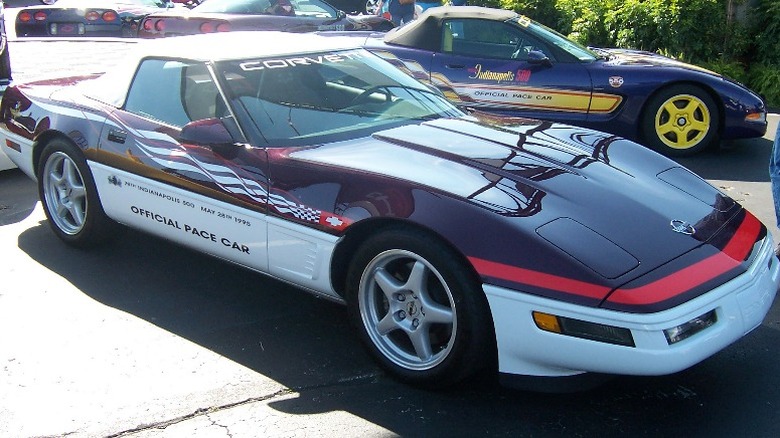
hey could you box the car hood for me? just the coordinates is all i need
[291,116,746,290]
[599,48,721,76]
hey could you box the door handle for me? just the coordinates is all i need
[445,64,465,69]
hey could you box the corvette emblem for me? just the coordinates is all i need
[670,220,695,235]
[609,76,624,88]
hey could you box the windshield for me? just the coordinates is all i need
[195,0,337,17]
[513,16,598,62]
[216,49,463,145]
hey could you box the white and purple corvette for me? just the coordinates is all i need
[1,31,777,389]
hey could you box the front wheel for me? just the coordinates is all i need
[38,139,114,247]
[346,228,494,388]
[641,85,719,156]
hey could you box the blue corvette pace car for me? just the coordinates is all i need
[354,7,768,156]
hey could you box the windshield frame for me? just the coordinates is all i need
[512,16,599,62]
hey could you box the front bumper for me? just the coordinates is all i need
[484,233,779,379]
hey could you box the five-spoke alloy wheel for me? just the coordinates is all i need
[642,85,719,156]
[347,227,493,388]
[38,139,113,247]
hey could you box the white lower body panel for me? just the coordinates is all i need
[485,234,779,378]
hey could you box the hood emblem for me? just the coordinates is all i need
[670,220,695,235]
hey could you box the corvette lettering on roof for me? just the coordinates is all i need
[239,51,365,71]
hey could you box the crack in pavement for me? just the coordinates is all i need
[104,370,383,437]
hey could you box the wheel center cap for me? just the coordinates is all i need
[677,116,687,126]
[406,302,419,317]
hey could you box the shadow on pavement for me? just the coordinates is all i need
[14,219,780,436]
[675,137,773,183]
[0,169,38,225]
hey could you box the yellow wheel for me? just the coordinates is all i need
[642,85,718,156]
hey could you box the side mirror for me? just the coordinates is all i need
[528,50,552,67]
[180,118,235,147]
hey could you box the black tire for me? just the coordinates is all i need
[346,227,494,388]
[640,84,719,156]
[37,139,114,247]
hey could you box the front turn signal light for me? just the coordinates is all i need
[532,311,635,347]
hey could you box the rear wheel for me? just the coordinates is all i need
[346,227,494,388]
[38,139,114,247]
[641,85,719,156]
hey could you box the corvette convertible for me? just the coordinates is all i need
[1,31,777,389]
[137,0,393,38]
[350,6,768,156]
[15,0,178,38]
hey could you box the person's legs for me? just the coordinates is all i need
[770,123,780,228]
[391,11,415,25]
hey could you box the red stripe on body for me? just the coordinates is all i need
[467,257,611,299]
[469,212,762,307]
[607,211,762,305]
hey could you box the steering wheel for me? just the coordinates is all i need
[350,86,393,107]
[511,39,529,60]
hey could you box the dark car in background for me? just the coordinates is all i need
[15,0,177,38]
[354,6,767,156]
[138,0,392,38]
[326,0,376,14]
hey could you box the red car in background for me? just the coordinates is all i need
[138,0,393,38]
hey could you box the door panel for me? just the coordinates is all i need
[430,18,604,124]
[95,57,272,271]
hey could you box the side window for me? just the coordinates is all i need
[443,19,550,61]
[290,0,337,18]
[125,59,221,127]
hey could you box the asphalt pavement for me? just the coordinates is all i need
[2,10,780,438]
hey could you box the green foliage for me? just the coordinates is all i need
[475,0,503,9]
[555,0,611,46]
[698,59,748,84]
[497,0,562,27]
[748,64,780,109]
[753,0,780,65]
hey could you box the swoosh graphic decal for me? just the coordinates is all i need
[133,139,350,231]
